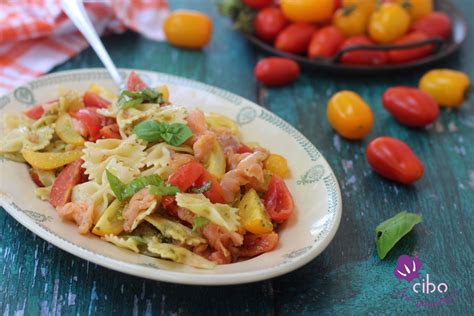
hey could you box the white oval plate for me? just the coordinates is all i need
[0,69,342,285]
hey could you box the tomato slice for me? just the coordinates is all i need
[29,169,44,187]
[264,175,294,222]
[127,71,148,92]
[50,159,85,208]
[167,161,205,191]
[83,91,111,108]
[195,171,226,203]
[236,143,253,154]
[239,232,279,257]
[24,105,45,120]
[71,108,102,141]
[99,123,121,139]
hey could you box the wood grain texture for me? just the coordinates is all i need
[1,0,473,315]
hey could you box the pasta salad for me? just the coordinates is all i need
[0,72,295,269]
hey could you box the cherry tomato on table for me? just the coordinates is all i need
[238,232,279,257]
[164,10,212,49]
[308,26,345,58]
[280,0,335,23]
[254,57,300,86]
[333,5,368,37]
[395,0,432,21]
[254,7,288,43]
[368,3,410,43]
[382,87,438,127]
[411,12,452,39]
[366,137,424,184]
[419,69,470,107]
[50,159,85,208]
[264,175,294,222]
[242,0,273,9]
[388,32,433,64]
[275,22,317,54]
[340,36,388,65]
[327,90,374,140]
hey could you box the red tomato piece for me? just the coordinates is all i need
[236,143,253,154]
[71,108,102,141]
[127,71,148,92]
[194,171,226,204]
[308,26,346,58]
[264,175,294,222]
[382,87,439,128]
[243,0,273,9]
[366,137,424,184]
[167,161,205,192]
[24,105,45,120]
[275,22,317,54]
[340,36,388,65]
[254,57,300,86]
[50,159,85,208]
[239,232,279,257]
[83,91,111,108]
[99,123,121,139]
[411,12,452,39]
[254,7,289,43]
[29,169,44,187]
[388,32,433,64]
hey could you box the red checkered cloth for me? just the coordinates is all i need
[0,0,169,94]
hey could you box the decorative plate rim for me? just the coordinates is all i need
[0,68,342,285]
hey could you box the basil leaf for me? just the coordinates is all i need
[106,170,126,201]
[121,97,144,109]
[117,88,163,109]
[375,211,422,259]
[160,123,193,146]
[190,181,212,193]
[133,120,164,142]
[192,217,209,232]
[149,185,180,196]
[122,175,164,200]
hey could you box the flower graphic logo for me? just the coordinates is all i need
[393,255,423,282]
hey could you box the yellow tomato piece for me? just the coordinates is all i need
[87,83,118,102]
[343,0,376,16]
[164,10,213,49]
[205,112,240,136]
[396,0,432,20]
[327,91,374,140]
[92,199,124,237]
[55,113,84,146]
[238,189,273,235]
[264,154,290,178]
[156,85,169,102]
[281,0,335,23]
[368,3,410,43]
[205,140,226,180]
[22,150,83,170]
[333,6,369,37]
[419,69,470,107]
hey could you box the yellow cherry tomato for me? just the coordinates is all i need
[343,0,376,16]
[164,10,212,49]
[419,69,470,107]
[327,91,374,140]
[281,0,335,23]
[264,154,290,178]
[368,3,410,43]
[396,0,432,20]
[333,6,368,37]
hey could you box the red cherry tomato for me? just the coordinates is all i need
[382,87,439,128]
[254,7,289,43]
[238,232,279,257]
[24,104,45,120]
[275,22,317,54]
[243,0,273,9]
[71,108,102,141]
[83,91,111,108]
[254,57,300,86]
[366,137,424,184]
[388,32,433,64]
[411,12,452,39]
[99,123,121,139]
[264,175,294,222]
[194,171,226,204]
[29,169,44,187]
[340,36,388,65]
[236,143,253,154]
[127,71,148,91]
[50,159,85,208]
[308,26,346,58]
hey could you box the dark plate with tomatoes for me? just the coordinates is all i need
[240,0,466,73]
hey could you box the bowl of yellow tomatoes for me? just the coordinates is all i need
[218,0,467,73]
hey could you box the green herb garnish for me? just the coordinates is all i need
[149,185,180,196]
[122,174,164,199]
[106,170,126,201]
[375,211,422,259]
[192,217,209,231]
[117,88,163,109]
[133,120,193,146]
[190,181,212,193]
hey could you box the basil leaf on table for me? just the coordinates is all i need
[148,185,180,196]
[375,211,422,259]
[133,120,192,146]
[192,217,209,232]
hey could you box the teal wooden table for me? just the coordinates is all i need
[1,0,473,314]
